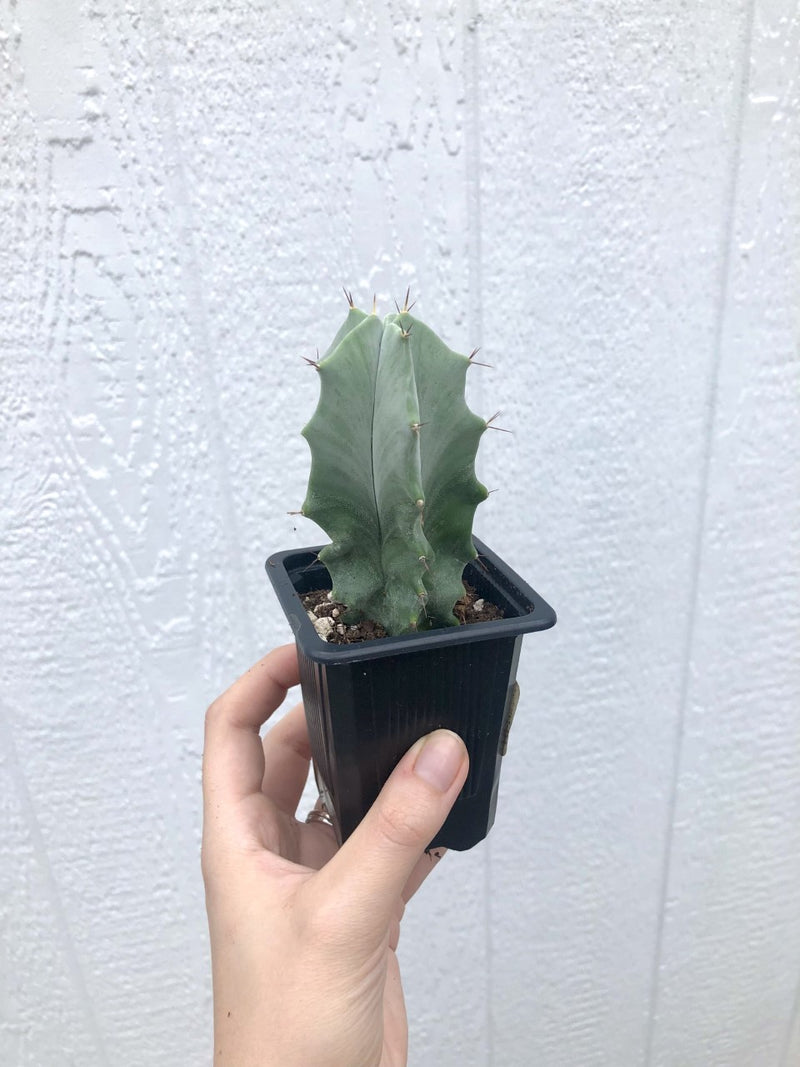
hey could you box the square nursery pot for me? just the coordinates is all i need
[266,538,556,851]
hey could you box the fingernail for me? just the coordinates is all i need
[413,730,465,793]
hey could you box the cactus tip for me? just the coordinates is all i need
[342,286,354,308]
[371,293,377,314]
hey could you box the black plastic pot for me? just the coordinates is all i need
[265,538,556,851]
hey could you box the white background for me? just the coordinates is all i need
[1,2,798,1065]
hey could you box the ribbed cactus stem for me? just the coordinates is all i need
[300,299,489,636]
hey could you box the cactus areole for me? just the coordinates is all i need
[300,300,489,637]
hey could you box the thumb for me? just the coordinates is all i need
[312,729,469,932]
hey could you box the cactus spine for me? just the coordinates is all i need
[300,295,490,636]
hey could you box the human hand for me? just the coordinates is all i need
[201,644,469,1067]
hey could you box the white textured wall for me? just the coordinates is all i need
[1,2,798,1065]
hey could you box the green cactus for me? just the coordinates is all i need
[300,293,490,636]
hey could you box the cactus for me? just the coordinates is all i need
[299,292,491,636]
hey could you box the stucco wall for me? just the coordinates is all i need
[1,2,798,1065]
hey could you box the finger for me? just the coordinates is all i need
[388,916,401,952]
[203,644,299,807]
[310,729,468,935]
[296,819,339,871]
[261,701,312,814]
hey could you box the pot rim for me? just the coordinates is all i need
[266,537,556,665]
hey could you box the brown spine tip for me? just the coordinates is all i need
[468,347,493,368]
[399,285,417,313]
[485,411,512,433]
[342,286,354,308]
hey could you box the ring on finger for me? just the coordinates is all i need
[305,796,333,827]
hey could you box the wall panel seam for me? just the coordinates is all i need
[463,1,490,1063]
[779,967,800,1067]
[642,2,758,1062]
